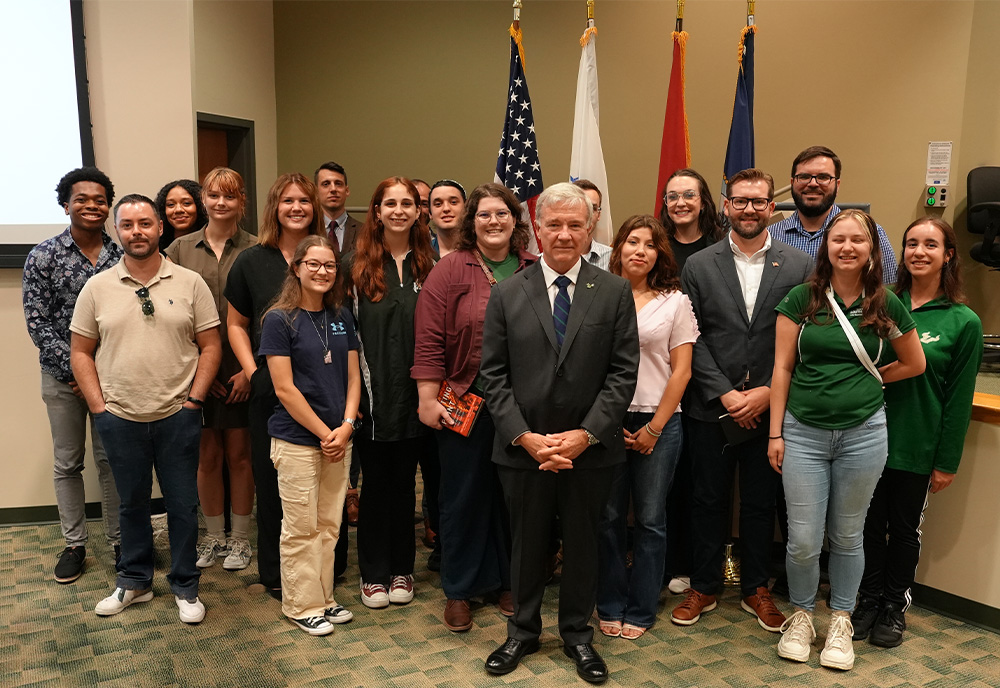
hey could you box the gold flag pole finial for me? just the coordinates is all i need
[747,0,755,26]
[676,0,685,32]
[587,0,594,21]
[513,0,522,28]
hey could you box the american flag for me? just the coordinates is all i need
[495,30,543,248]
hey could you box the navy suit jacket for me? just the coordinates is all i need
[480,259,639,470]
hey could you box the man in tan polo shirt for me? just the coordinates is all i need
[70,193,221,624]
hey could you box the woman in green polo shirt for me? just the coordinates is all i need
[768,210,925,671]
[852,217,982,648]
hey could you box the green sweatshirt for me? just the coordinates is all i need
[884,293,982,475]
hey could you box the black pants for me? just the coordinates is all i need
[859,466,931,609]
[688,418,777,598]
[249,366,282,590]
[419,435,441,535]
[499,464,614,646]
[356,436,426,584]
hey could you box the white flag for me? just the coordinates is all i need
[569,22,613,244]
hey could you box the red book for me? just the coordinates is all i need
[436,381,484,437]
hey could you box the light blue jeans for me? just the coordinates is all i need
[781,408,887,612]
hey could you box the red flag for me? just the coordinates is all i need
[654,31,691,217]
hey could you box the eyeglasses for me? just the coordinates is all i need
[792,173,838,185]
[665,191,700,204]
[728,197,772,211]
[475,210,512,222]
[300,260,337,273]
[135,286,154,316]
[591,204,602,212]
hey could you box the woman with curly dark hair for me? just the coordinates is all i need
[412,183,536,631]
[769,209,925,671]
[342,176,436,610]
[155,179,209,251]
[595,214,698,640]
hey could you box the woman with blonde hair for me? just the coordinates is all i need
[166,167,256,570]
[224,173,324,599]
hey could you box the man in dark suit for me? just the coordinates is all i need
[674,168,813,632]
[480,182,639,684]
[314,161,361,255]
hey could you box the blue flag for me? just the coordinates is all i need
[723,25,756,186]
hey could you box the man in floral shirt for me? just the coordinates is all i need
[22,167,122,583]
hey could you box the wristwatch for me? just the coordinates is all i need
[342,418,358,430]
[583,428,599,446]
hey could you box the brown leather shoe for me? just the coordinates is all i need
[497,590,514,617]
[741,586,785,632]
[345,489,360,526]
[422,517,437,549]
[671,589,717,626]
[444,599,472,632]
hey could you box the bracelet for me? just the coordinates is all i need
[644,423,662,437]
[769,435,783,440]
[187,396,204,407]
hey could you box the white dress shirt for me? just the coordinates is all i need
[728,230,772,321]
[539,257,582,311]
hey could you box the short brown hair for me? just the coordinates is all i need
[572,178,602,205]
[455,183,531,254]
[726,168,774,198]
[791,145,841,178]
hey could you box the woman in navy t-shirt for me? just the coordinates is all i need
[259,236,360,636]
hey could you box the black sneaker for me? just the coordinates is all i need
[290,616,334,636]
[851,595,881,640]
[427,542,441,572]
[54,546,86,583]
[870,602,906,648]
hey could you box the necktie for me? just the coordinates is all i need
[328,221,341,255]
[553,275,572,347]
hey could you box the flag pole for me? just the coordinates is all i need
[747,0,755,26]
[676,0,684,33]
[582,0,597,44]
[513,0,521,30]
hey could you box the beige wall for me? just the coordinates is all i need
[193,0,278,222]
[0,0,275,511]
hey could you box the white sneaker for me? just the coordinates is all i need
[667,576,691,595]
[777,609,816,663]
[95,587,154,616]
[195,537,227,568]
[176,596,206,624]
[222,537,252,570]
[360,581,390,609]
[820,613,856,670]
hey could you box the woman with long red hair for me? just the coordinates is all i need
[343,177,436,609]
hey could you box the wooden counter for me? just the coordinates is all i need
[972,392,1000,425]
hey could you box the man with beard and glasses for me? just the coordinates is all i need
[71,194,221,624]
[673,169,812,633]
[772,146,897,283]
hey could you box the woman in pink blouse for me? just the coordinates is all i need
[596,214,699,639]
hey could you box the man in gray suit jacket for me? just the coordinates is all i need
[480,183,639,684]
[674,169,813,633]
[315,161,362,255]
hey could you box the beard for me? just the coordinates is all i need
[792,186,837,219]
[731,216,768,241]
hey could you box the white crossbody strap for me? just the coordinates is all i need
[825,287,883,384]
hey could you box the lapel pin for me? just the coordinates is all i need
[586,282,595,289]
[771,262,779,268]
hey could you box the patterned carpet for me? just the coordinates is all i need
[2,515,999,688]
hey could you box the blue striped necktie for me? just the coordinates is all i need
[553,275,572,347]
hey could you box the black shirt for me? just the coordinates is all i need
[224,244,288,363]
[670,234,711,276]
[343,250,430,443]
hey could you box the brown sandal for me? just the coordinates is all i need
[621,623,646,640]
[599,620,622,637]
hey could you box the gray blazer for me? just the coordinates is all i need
[680,236,813,423]
[480,259,639,470]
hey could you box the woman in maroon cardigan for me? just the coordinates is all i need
[412,183,537,632]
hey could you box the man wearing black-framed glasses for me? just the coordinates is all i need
[70,194,221,625]
[772,146,898,283]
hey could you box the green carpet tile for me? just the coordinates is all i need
[2,514,998,688]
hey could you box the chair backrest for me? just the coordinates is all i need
[967,166,1000,235]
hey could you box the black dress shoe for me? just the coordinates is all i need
[485,637,540,675]
[563,643,608,684]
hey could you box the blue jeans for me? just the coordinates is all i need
[781,408,887,612]
[597,412,682,628]
[95,407,202,599]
